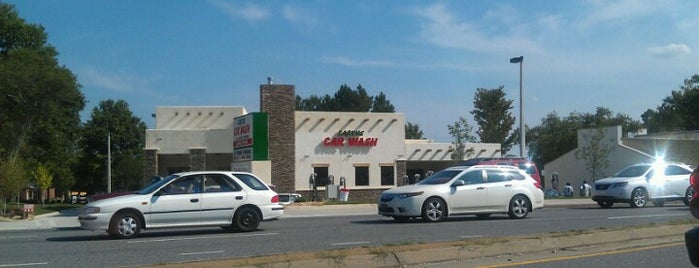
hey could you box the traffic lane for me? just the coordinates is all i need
[0,205,694,267]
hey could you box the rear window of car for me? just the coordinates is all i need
[232,173,270,190]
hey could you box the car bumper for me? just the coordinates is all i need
[78,213,112,231]
[261,204,284,220]
[377,197,424,217]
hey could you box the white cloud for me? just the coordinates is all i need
[647,43,692,58]
[81,67,138,93]
[322,56,395,67]
[209,0,269,22]
[578,0,669,27]
[282,5,318,28]
[412,3,544,56]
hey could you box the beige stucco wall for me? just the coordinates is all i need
[294,111,406,191]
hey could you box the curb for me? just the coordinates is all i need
[142,223,695,268]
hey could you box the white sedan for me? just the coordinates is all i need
[378,165,544,222]
[78,171,284,239]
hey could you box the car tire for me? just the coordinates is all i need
[108,211,141,239]
[684,187,694,206]
[421,197,446,222]
[691,206,699,219]
[597,201,613,208]
[232,206,260,232]
[630,188,647,208]
[392,216,410,222]
[508,195,530,219]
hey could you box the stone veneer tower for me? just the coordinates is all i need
[260,83,295,193]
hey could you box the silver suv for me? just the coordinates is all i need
[592,162,693,208]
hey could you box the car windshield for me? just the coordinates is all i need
[138,174,180,194]
[418,170,462,185]
[614,165,651,177]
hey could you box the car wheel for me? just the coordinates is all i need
[508,195,530,219]
[421,197,446,222]
[691,206,699,219]
[653,199,665,207]
[232,206,260,232]
[597,201,613,208]
[108,212,141,239]
[684,187,694,206]
[630,188,647,208]
[392,216,410,222]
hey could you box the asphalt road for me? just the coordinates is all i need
[0,203,695,267]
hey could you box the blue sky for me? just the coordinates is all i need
[8,0,699,143]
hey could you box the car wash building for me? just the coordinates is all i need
[144,83,501,201]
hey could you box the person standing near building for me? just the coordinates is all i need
[551,172,559,191]
[580,180,592,197]
[563,182,574,197]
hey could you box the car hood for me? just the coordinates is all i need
[381,184,442,194]
[595,176,643,184]
[84,193,148,207]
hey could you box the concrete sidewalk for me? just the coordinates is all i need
[0,198,597,232]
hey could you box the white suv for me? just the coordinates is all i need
[592,162,693,208]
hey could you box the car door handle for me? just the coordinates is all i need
[505,184,512,187]
[190,198,199,203]
[235,196,243,200]
[477,187,485,190]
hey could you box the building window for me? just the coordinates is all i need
[312,166,330,186]
[380,165,394,186]
[355,166,369,186]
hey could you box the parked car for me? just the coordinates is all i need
[460,157,543,189]
[278,193,302,205]
[378,165,544,222]
[591,162,693,208]
[78,171,284,239]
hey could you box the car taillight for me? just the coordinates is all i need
[271,195,280,203]
[691,169,699,190]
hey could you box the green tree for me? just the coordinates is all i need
[33,163,52,205]
[642,74,699,132]
[0,154,28,205]
[296,84,395,113]
[575,128,614,181]
[405,122,424,139]
[471,86,516,152]
[75,100,147,193]
[527,107,642,169]
[0,3,85,200]
[371,92,395,112]
[448,117,476,161]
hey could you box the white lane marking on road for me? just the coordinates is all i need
[180,250,225,256]
[459,235,484,239]
[127,232,279,244]
[0,262,48,267]
[608,213,687,220]
[331,241,371,246]
[0,235,38,239]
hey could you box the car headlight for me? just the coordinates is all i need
[83,206,101,214]
[397,191,424,199]
[611,182,628,188]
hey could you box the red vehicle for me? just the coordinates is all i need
[686,164,699,267]
[460,157,542,189]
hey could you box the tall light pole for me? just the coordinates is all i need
[107,132,112,193]
[509,56,525,157]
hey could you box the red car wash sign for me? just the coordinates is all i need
[323,130,378,147]
[233,113,269,161]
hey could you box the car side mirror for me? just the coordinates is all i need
[452,180,466,187]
